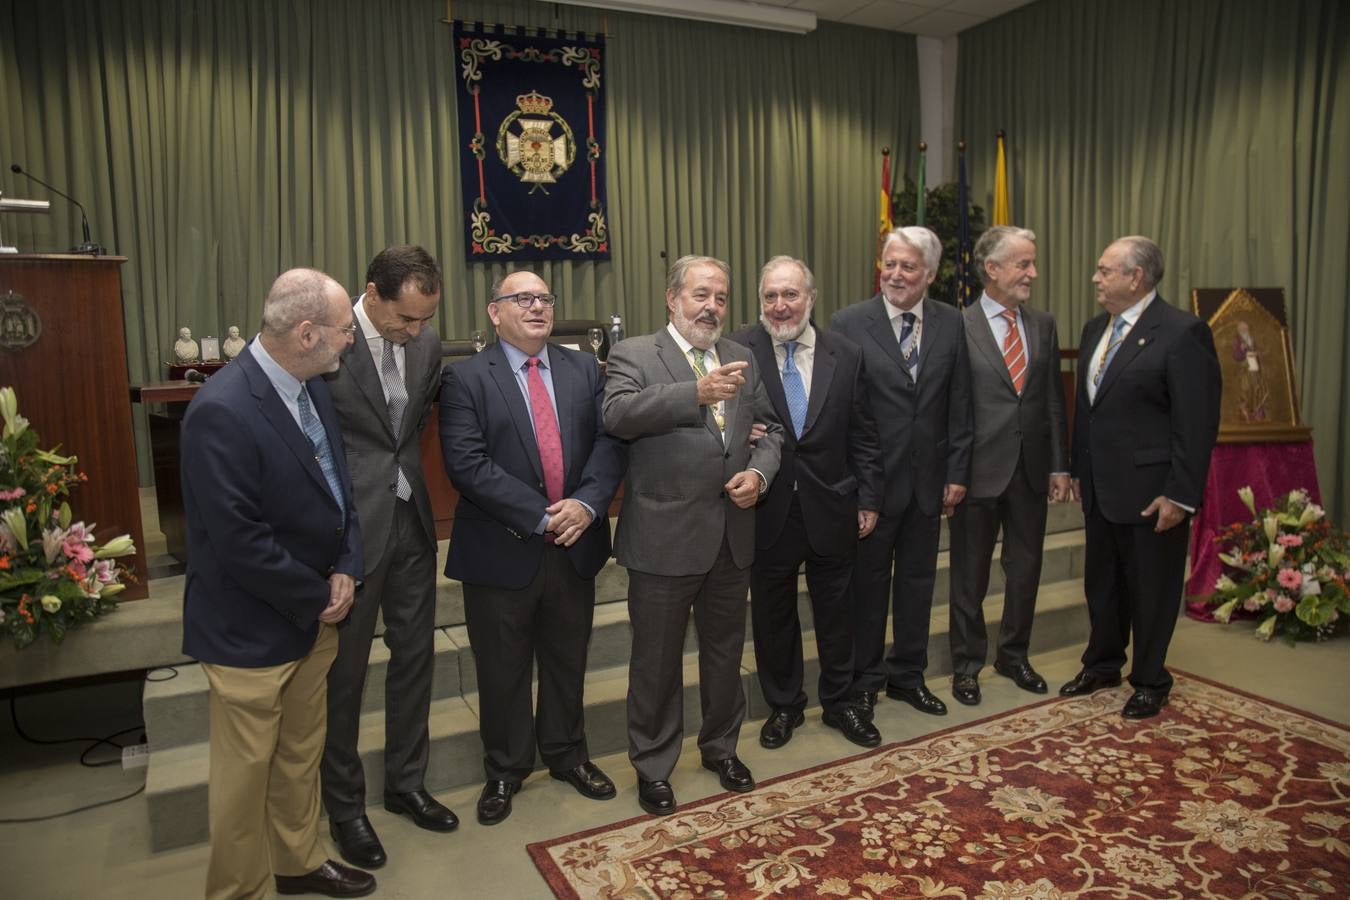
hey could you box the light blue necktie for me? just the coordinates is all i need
[297,387,346,515]
[781,340,807,439]
[898,311,920,378]
[1095,315,1130,387]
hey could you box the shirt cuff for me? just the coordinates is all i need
[1169,498,1196,514]
[749,468,769,496]
[534,513,551,535]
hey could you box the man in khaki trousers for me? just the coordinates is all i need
[181,268,374,899]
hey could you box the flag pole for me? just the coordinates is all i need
[875,147,892,294]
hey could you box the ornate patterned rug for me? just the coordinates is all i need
[527,672,1350,898]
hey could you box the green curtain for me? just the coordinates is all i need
[957,0,1350,524]
[0,0,916,483]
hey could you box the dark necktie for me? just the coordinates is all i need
[898,311,920,377]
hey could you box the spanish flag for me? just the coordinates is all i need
[993,130,1010,225]
[875,148,893,293]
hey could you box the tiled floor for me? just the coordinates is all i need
[1,614,1346,899]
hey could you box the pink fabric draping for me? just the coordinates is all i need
[1184,441,1321,620]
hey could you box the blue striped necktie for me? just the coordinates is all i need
[781,340,807,439]
[297,387,345,515]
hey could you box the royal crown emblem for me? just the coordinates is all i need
[496,89,575,193]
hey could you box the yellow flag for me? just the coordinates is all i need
[875,150,892,292]
[993,132,1010,225]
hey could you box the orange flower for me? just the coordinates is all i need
[45,483,58,494]
[25,501,36,513]
[0,555,9,569]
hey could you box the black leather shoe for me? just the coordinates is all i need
[886,683,948,716]
[702,755,755,792]
[821,705,882,747]
[328,816,386,870]
[476,780,517,826]
[550,761,617,800]
[384,788,459,832]
[952,674,981,706]
[1058,670,1123,696]
[759,709,806,749]
[853,690,878,723]
[637,778,677,816]
[994,660,1048,694]
[1122,689,1170,719]
[275,860,376,897]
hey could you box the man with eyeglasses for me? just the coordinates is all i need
[729,256,884,750]
[440,271,625,826]
[603,255,783,816]
[1063,236,1220,719]
[180,268,376,898]
[320,246,457,872]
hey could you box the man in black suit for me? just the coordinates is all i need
[831,226,973,720]
[730,256,884,749]
[947,226,1069,706]
[1063,236,1221,719]
[439,271,625,825]
[322,246,456,870]
[181,268,375,899]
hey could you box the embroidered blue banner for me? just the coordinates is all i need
[453,22,610,262]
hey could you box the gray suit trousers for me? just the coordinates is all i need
[322,499,436,821]
[947,454,1048,674]
[626,537,749,781]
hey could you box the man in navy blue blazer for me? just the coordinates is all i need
[439,271,625,826]
[181,268,373,900]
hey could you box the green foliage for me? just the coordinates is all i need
[892,175,986,306]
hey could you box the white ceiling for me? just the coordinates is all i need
[753,0,1037,36]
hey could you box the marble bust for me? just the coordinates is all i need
[222,325,246,360]
[173,326,200,364]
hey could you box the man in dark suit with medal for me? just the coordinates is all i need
[1063,236,1221,718]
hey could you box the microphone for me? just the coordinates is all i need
[8,163,101,255]
[183,369,207,384]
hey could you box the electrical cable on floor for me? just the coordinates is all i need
[0,669,179,822]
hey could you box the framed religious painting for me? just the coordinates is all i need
[1191,287,1311,443]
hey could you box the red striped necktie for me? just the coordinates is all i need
[1002,309,1026,394]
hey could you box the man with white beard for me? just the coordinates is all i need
[730,257,885,749]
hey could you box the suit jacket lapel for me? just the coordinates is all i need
[401,331,436,440]
[1094,298,1164,405]
[714,338,739,445]
[345,329,393,438]
[866,296,908,378]
[487,343,545,484]
[748,328,790,430]
[1023,307,1043,371]
[550,350,576,477]
[915,297,943,383]
[241,350,334,502]
[803,326,835,435]
[967,304,1017,395]
[657,329,722,444]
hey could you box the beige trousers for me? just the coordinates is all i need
[201,624,338,900]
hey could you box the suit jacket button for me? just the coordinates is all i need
[720,490,727,498]
[335,527,344,535]
[724,451,731,458]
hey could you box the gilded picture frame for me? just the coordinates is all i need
[1191,287,1310,443]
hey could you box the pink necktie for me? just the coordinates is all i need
[526,358,564,507]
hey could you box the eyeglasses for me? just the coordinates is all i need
[495,291,557,309]
[316,321,359,336]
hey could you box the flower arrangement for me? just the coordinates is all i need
[0,387,136,648]
[1208,486,1350,642]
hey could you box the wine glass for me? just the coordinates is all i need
[471,330,486,353]
[587,326,605,362]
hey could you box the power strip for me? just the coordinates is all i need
[121,743,151,769]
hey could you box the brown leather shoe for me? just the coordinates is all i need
[275,860,375,897]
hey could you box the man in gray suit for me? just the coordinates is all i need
[603,255,783,817]
[947,226,1069,707]
[322,245,457,870]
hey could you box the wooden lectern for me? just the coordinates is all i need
[0,255,149,599]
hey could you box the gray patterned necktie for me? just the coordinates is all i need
[381,339,412,500]
[898,311,920,377]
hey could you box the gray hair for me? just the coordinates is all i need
[973,225,1037,286]
[1114,235,1165,288]
[757,255,816,299]
[261,268,337,334]
[666,255,731,296]
[882,226,942,275]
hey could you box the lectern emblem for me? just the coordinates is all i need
[0,291,41,351]
[496,90,575,194]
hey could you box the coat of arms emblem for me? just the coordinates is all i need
[0,291,41,351]
[496,90,575,194]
